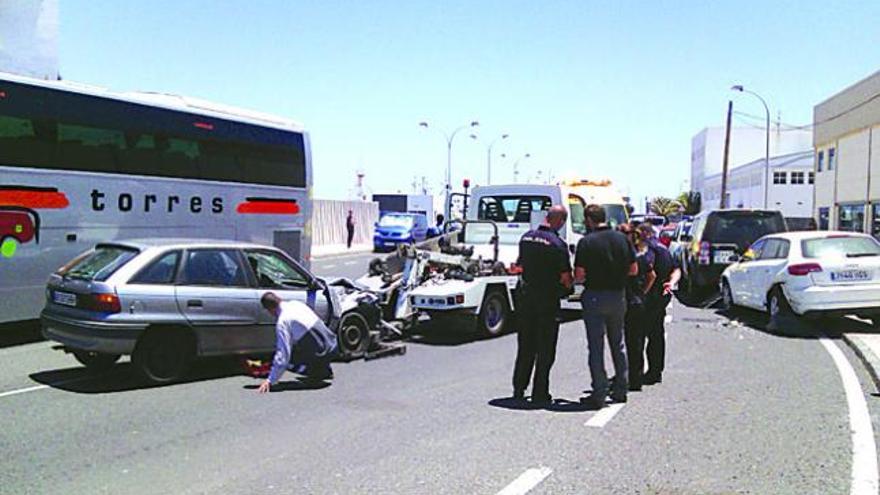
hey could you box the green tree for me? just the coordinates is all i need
[676,191,702,215]
[649,196,682,217]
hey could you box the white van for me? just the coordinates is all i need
[464,180,629,263]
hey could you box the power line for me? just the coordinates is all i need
[732,90,880,131]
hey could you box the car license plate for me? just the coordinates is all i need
[384,241,396,246]
[713,250,735,264]
[53,290,77,307]
[831,269,871,282]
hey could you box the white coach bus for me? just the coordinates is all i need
[0,72,313,323]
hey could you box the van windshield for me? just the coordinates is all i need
[704,211,787,250]
[378,215,414,228]
[569,196,628,234]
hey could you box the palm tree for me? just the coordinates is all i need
[676,191,702,215]
[649,196,682,217]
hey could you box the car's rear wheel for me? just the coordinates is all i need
[337,312,370,358]
[478,289,510,337]
[768,287,793,321]
[132,328,195,384]
[72,350,120,372]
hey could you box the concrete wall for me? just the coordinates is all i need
[312,199,379,247]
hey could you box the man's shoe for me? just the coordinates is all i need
[580,394,606,409]
[644,373,662,385]
[610,392,628,404]
[628,384,642,392]
[513,389,525,400]
[531,394,553,405]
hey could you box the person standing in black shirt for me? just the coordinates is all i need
[512,205,573,405]
[575,205,637,408]
[346,210,356,249]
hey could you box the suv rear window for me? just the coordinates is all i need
[59,246,138,281]
[703,211,786,249]
[802,236,880,259]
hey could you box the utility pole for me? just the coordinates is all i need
[720,100,733,209]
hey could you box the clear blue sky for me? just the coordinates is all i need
[60,0,880,206]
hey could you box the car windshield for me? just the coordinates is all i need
[704,212,786,250]
[802,236,880,259]
[379,215,414,228]
[477,195,552,223]
[570,200,628,234]
[58,246,138,281]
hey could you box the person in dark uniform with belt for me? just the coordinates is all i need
[512,205,573,405]
[636,222,681,385]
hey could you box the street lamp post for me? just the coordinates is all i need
[419,120,480,219]
[731,85,771,209]
[513,153,531,183]
[471,133,509,185]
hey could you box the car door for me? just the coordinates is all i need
[244,249,332,349]
[749,238,790,307]
[731,238,766,308]
[174,248,261,356]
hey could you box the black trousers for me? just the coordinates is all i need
[624,303,647,388]
[645,294,671,377]
[346,228,354,248]
[512,303,559,400]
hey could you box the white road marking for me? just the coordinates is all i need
[0,376,95,399]
[343,260,357,266]
[819,337,879,495]
[584,403,625,428]
[320,264,337,269]
[496,467,552,495]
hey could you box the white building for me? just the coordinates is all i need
[691,126,812,195]
[701,151,815,219]
[813,70,880,233]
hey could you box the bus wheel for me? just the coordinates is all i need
[132,327,195,384]
[73,350,121,372]
[337,312,370,359]
[0,237,19,258]
[479,289,510,337]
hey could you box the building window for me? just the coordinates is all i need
[818,207,830,230]
[838,204,865,232]
[791,172,805,184]
[773,171,787,184]
[817,150,824,172]
[808,172,815,184]
[828,148,836,170]
[872,204,880,240]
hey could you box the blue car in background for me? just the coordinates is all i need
[373,213,429,252]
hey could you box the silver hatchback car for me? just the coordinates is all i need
[41,239,379,383]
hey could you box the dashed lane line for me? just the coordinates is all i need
[584,403,625,428]
[819,337,879,495]
[0,376,95,399]
[343,260,357,266]
[496,467,552,495]
[318,264,337,269]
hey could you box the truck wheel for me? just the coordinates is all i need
[337,312,370,358]
[73,350,120,372]
[479,289,510,337]
[132,328,195,384]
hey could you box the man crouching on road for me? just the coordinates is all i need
[257,292,339,393]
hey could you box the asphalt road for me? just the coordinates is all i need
[2,252,880,494]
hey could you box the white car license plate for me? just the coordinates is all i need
[384,241,396,246]
[713,250,735,264]
[53,291,77,307]
[831,269,871,282]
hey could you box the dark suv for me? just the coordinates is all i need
[680,209,787,294]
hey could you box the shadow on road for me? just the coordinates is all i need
[713,305,880,341]
[0,320,43,349]
[29,357,248,394]
[242,380,331,392]
[488,396,602,413]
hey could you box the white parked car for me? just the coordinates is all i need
[720,231,880,325]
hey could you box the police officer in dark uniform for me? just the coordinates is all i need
[637,222,681,385]
[512,205,573,405]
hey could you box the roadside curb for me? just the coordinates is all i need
[842,333,880,392]
[311,247,373,260]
